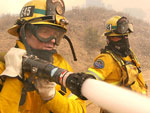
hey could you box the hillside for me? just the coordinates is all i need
[1,7,150,72]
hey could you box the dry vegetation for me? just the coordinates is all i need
[0,7,150,113]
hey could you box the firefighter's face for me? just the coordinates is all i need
[110,36,122,42]
[25,29,56,50]
[108,36,128,42]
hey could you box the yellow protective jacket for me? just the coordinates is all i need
[0,77,23,113]
[87,50,147,95]
[0,59,23,113]
[0,41,86,113]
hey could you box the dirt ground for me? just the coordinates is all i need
[87,102,100,113]
[86,70,150,113]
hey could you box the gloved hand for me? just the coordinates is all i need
[0,47,26,78]
[34,78,56,101]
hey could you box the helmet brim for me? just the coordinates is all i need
[8,25,20,37]
[8,21,67,37]
[103,31,128,37]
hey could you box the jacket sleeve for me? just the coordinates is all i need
[0,77,23,113]
[87,54,116,80]
[137,73,148,94]
[44,91,86,113]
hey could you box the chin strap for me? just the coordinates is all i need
[63,35,77,61]
[19,24,33,55]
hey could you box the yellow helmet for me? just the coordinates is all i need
[8,0,68,37]
[103,16,133,37]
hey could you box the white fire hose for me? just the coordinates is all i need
[81,79,150,113]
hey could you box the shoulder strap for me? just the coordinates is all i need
[105,50,125,68]
[129,49,141,73]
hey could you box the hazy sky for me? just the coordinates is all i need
[0,0,150,18]
[103,0,150,21]
[0,0,86,15]
[103,0,150,13]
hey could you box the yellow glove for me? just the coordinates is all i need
[34,78,56,101]
[0,47,26,78]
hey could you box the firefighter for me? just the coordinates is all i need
[0,0,86,113]
[86,16,148,113]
